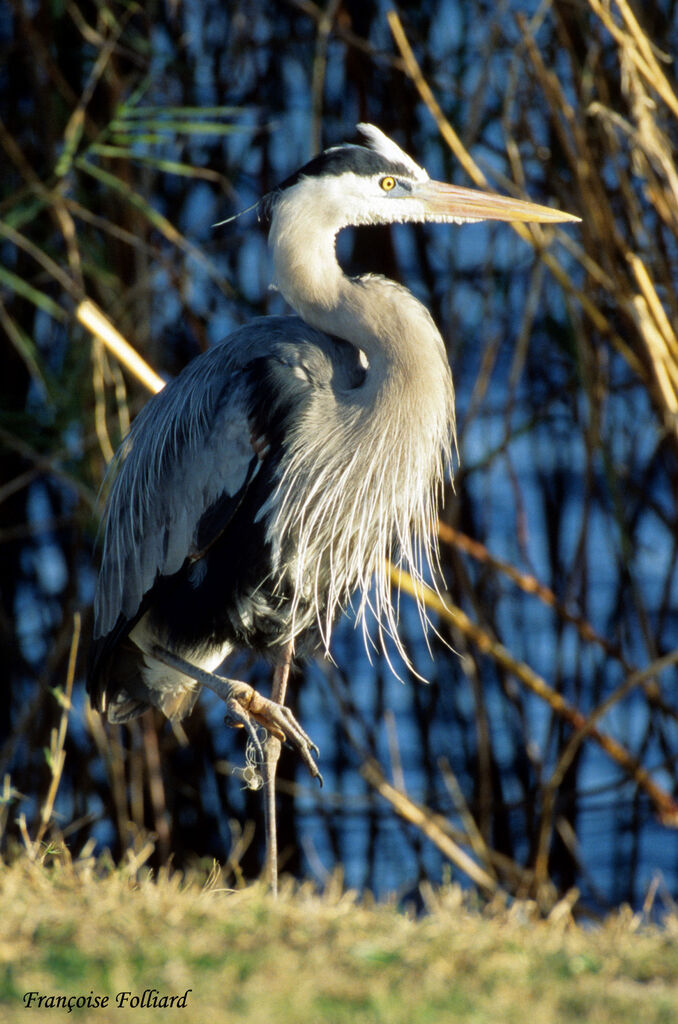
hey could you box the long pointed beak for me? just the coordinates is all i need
[416,179,580,224]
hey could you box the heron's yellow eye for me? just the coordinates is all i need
[380,176,396,192]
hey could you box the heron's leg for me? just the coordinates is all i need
[149,646,321,783]
[263,643,293,897]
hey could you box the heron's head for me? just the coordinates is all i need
[260,123,579,233]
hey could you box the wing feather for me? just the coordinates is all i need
[90,314,356,647]
[93,351,260,640]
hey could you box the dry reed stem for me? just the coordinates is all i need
[439,522,678,734]
[85,702,134,850]
[545,3,678,429]
[91,338,115,463]
[581,3,678,430]
[360,756,498,894]
[0,112,85,295]
[390,563,678,826]
[629,254,678,360]
[627,254,678,424]
[309,0,343,154]
[386,9,488,187]
[32,612,81,853]
[142,713,171,863]
[437,756,498,884]
[388,8,645,385]
[0,221,80,299]
[587,0,678,120]
[328,668,533,893]
[437,523,628,664]
[534,648,678,889]
[78,299,165,395]
[290,0,407,72]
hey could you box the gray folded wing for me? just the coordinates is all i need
[93,350,260,641]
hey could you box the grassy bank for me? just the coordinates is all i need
[1,853,677,1023]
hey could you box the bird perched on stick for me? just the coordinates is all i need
[87,124,578,891]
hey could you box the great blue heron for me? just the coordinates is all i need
[88,124,577,891]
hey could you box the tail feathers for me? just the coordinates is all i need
[106,691,151,723]
[88,635,201,724]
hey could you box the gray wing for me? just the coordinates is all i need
[92,349,261,641]
[91,314,366,641]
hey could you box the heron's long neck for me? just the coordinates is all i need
[268,192,455,663]
[269,200,450,405]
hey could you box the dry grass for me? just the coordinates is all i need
[1,849,677,1023]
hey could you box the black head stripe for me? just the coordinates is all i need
[259,144,415,223]
[282,145,414,187]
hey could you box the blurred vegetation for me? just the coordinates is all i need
[1,0,678,913]
[2,852,678,1023]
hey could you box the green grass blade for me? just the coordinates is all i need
[109,119,247,136]
[117,104,245,118]
[0,265,66,322]
[75,157,233,295]
[0,301,49,392]
[86,146,223,180]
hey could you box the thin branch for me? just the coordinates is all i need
[77,300,165,395]
[33,612,81,851]
[360,756,498,895]
[391,564,678,826]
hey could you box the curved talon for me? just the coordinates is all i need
[146,645,321,786]
[224,684,322,785]
[224,696,265,764]
[253,702,322,784]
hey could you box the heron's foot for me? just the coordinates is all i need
[148,644,322,784]
[224,680,322,786]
